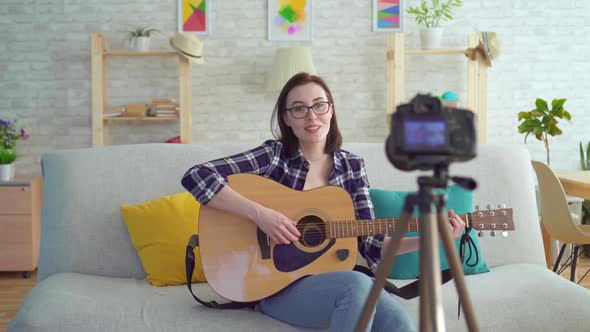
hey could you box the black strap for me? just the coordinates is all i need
[457,226,478,319]
[353,265,453,300]
[185,235,258,310]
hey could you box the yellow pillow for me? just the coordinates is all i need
[120,192,206,286]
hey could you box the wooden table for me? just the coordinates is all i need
[541,171,590,267]
[556,171,590,199]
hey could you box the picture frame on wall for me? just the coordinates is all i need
[178,0,210,35]
[268,0,312,41]
[373,0,403,32]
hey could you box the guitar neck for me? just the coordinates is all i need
[326,213,471,238]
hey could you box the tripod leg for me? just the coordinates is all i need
[418,209,445,332]
[436,210,479,332]
[354,211,412,332]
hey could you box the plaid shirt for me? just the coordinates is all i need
[181,139,385,270]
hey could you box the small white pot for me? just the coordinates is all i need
[0,163,14,181]
[134,37,150,51]
[420,27,444,49]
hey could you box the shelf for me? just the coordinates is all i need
[386,32,488,144]
[104,51,179,57]
[405,49,466,55]
[103,116,179,121]
[91,32,193,146]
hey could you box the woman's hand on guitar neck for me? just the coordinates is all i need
[255,206,301,245]
[448,209,466,239]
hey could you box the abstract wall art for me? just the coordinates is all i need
[268,0,312,41]
[178,0,210,35]
[373,0,403,32]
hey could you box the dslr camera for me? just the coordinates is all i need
[386,94,477,171]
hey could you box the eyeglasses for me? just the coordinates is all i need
[285,101,332,119]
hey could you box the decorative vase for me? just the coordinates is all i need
[420,27,444,49]
[0,163,14,181]
[134,37,150,52]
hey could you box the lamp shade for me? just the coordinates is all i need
[267,47,317,91]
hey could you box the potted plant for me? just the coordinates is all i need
[406,0,463,49]
[517,98,571,166]
[127,25,159,51]
[0,119,29,181]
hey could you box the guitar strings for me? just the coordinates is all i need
[288,213,512,240]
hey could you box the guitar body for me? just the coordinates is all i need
[199,174,358,303]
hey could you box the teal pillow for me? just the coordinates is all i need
[370,185,490,279]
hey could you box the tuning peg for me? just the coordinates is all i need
[490,230,496,237]
[486,204,492,210]
[498,204,506,209]
[502,231,508,237]
[475,204,480,211]
[478,230,484,237]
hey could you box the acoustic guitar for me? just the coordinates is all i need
[199,174,515,303]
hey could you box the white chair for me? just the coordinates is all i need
[532,160,590,283]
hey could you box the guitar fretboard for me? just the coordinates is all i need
[326,213,470,239]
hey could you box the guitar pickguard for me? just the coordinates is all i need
[273,239,336,272]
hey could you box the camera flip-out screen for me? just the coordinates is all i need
[404,119,447,150]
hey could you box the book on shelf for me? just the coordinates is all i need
[152,98,177,105]
[103,107,125,117]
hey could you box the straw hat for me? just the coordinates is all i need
[169,32,204,64]
[465,32,501,67]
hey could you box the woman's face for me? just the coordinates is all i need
[283,82,333,147]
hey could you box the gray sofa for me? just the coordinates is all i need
[9,143,590,331]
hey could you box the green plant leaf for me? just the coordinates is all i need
[563,110,572,120]
[580,142,586,170]
[524,132,532,143]
[517,111,531,121]
[535,98,549,112]
[551,98,566,111]
[547,124,562,136]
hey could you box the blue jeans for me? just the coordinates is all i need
[259,271,417,332]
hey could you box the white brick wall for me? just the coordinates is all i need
[1,0,589,175]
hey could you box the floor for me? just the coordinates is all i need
[2,256,590,330]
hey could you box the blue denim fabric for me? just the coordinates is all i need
[259,271,417,332]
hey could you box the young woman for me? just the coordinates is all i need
[181,72,465,332]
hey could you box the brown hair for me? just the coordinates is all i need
[271,72,343,156]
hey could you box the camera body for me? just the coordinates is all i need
[386,94,477,171]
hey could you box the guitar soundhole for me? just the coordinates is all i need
[298,215,326,247]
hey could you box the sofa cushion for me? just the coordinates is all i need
[370,185,489,279]
[10,267,590,332]
[9,273,320,332]
[120,192,206,286]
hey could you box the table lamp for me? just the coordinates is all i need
[266,47,317,91]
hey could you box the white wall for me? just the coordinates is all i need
[1,0,589,175]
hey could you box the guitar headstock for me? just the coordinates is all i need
[468,204,515,238]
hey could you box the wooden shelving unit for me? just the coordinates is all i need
[91,33,193,146]
[386,33,488,143]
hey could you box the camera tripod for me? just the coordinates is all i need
[355,170,479,332]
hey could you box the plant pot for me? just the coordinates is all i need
[0,163,14,181]
[134,37,150,52]
[420,27,444,49]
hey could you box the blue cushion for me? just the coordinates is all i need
[370,185,490,279]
